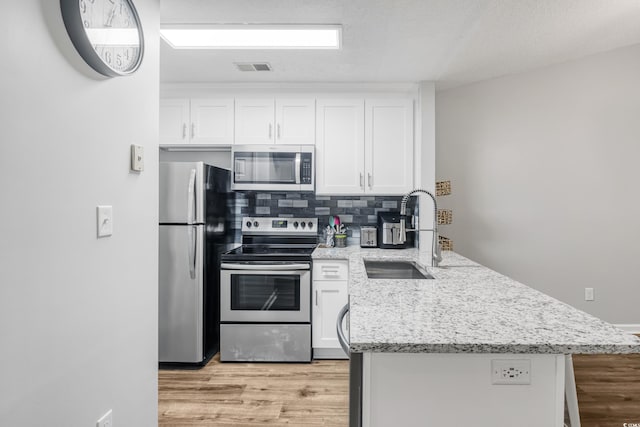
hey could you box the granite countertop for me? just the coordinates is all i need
[312,246,640,354]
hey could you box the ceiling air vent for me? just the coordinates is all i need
[234,62,272,72]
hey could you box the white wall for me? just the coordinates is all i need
[159,149,232,169]
[436,44,640,324]
[0,2,159,426]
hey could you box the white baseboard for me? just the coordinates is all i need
[614,324,640,334]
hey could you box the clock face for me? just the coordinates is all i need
[61,0,144,77]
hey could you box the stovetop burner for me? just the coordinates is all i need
[221,217,319,263]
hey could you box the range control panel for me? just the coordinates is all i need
[242,216,318,234]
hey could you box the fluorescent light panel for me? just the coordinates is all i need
[160,25,341,49]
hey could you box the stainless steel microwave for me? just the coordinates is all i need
[231,144,315,191]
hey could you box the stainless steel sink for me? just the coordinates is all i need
[364,260,434,280]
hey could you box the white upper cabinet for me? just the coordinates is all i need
[159,99,190,145]
[316,97,413,195]
[275,98,316,145]
[235,98,316,145]
[190,99,234,145]
[159,98,234,145]
[234,98,276,144]
[315,99,366,195]
[365,99,414,194]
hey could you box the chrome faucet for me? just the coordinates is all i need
[399,188,442,267]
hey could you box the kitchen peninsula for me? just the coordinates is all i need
[313,247,640,427]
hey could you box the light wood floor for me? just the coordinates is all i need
[158,354,349,426]
[159,353,640,426]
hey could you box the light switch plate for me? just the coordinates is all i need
[130,144,144,172]
[97,205,113,237]
[97,409,113,427]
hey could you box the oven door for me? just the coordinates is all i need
[220,263,311,323]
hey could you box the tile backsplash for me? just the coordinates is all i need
[231,192,417,244]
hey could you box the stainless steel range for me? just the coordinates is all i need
[219,216,318,362]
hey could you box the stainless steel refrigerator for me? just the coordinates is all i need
[159,162,233,366]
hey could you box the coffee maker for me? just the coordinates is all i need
[377,212,413,249]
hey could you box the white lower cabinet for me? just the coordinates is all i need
[312,260,349,359]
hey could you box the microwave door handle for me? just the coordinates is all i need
[220,263,310,271]
[295,153,301,184]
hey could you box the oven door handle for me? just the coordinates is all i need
[221,263,310,271]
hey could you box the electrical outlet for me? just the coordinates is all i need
[491,359,531,385]
[97,409,112,427]
[585,287,595,301]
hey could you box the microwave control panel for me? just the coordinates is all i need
[301,153,313,184]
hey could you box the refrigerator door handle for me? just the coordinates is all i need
[187,168,196,224]
[187,225,197,279]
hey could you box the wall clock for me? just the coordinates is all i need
[60,0,144,77]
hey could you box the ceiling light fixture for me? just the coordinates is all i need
[160,24,342,49]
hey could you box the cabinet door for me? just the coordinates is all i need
[160,99,190,145]
[312,280,348,350]
[365,99,414,194]
[315,99,365,195]
[234,98,275,144]
[275,98,316,145]
[190,99,234,145]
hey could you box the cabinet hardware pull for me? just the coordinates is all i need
[269,123,272,139]
[191,123,195,139]
[368,173,372,188]
[182,124,187,139]
[277,124,281,139]
[315,290,318,306]
[360,173,364,188]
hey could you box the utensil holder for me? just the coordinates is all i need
[334,234,347,248]
[324,228,335,247]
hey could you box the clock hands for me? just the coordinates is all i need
[105,5,116,27]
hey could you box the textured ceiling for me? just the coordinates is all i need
[160,0,640,88]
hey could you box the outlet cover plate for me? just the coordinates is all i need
[585,287,595,301]
[492,359,531,385]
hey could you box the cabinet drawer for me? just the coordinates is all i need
[313,260,349,281]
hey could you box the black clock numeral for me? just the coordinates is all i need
[104,50,112,64]
[84,19,90,28]
[80,0,86,13]
[116,53,123,67]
